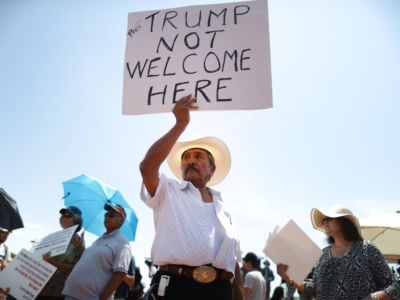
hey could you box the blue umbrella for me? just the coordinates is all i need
[62,174,138,241]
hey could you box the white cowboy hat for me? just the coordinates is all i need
[167,136,231,186]
[311,205,362,235]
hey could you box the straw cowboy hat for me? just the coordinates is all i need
[311,205,362,236]
[167,136,231,186]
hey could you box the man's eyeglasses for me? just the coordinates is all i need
[104,211,120,218]
[61,214,73,219]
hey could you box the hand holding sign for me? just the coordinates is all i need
[263,220,322,283]
[30,225,78,257]
[122,0,272,115]
[173,94,198,124]
[0,249,57,300]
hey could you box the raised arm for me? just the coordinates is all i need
[139,94,198,196]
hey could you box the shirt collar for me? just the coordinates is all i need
[178,180,220,199]
[101,227,121,239]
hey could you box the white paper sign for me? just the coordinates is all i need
[263,219,322,283]
[30,225,77,257]
[122,0,273,115]
[0,249,56,300]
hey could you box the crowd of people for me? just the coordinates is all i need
[0,204,143,300]
[1,95,400,300]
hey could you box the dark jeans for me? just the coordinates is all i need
[147,271,233,300]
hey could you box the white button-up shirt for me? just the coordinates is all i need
[141,173,241,273]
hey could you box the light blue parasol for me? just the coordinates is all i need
[62,174,138,241]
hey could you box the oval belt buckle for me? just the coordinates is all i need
[193,266,217,283]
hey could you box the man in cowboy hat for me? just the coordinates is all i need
[140,94,244,300]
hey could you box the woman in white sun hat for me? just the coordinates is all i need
[277,205,400,300]
[140,94,244,300]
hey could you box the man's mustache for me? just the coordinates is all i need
[185,165,199,173]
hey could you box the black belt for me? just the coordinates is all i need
[158,264,234,283]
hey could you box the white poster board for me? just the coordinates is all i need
[0,249,56,300]
[30,225,77,257]
[122,0,272,115]
[263,220,322,283]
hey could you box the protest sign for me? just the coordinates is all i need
[122,0,272,115]
[0,249,56,300]
[30,225,78,257]
[263,220,322,283]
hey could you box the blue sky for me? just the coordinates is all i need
[1,0,399,290]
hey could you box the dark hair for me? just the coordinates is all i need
[73,214,83,232]
[327,216,362,244]
[271,286,284,300]
[243,252,260,268]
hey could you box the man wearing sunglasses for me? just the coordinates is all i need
[63,204,132,300]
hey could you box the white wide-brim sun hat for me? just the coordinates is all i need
[167,136,231,186]
[311,205,362,236]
